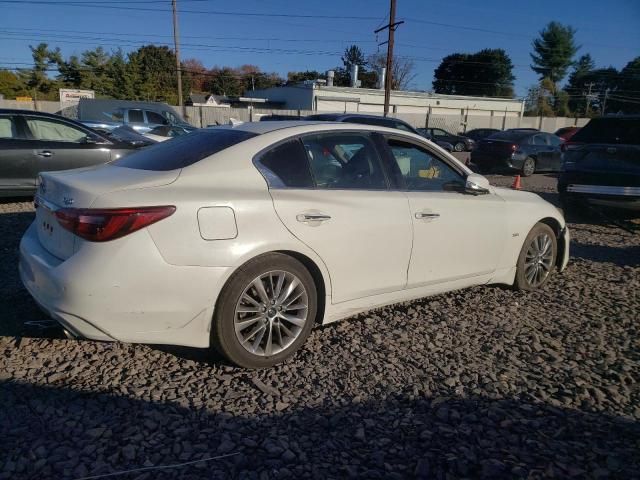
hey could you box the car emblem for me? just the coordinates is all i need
[63,197,74,206]
[606,147,617,154]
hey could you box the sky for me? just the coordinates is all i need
[1,0,639,98]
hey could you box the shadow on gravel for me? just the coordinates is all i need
[1,381,638,479]
[571,242,640,268]
[0,211,50,338]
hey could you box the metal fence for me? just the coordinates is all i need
[1,99,590,134]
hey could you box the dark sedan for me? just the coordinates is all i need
[304,113,455,151]
[471,130,563,176]
[422,127,474,152]
[0,109,139,197]
[559,116,640,213]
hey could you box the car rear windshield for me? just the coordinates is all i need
[486,131,532,142]
[113,129,258,171]
[571,117,640,145]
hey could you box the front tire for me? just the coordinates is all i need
[454,142,465,152]
[211,253,317,368]
[514,223,557,291]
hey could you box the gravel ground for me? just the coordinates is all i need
[1,175,639,479]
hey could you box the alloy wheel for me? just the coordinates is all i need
[524,233,554,288]
[454,142,465,152]
[234,270,309,356]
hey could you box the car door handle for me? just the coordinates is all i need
[296,213,331,223]
[415,212,440,219]
[36,151,53,157]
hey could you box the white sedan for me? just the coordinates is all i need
[20,122,569,368]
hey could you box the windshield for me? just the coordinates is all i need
[113,129,257,171]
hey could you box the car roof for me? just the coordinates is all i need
[211,120,429,141]
[0,108,69,118]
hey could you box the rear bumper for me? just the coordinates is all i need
[559,175,640,211]
[19,222,231,347]
[471,153,523,172]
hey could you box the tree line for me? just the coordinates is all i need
[0,20,638,116]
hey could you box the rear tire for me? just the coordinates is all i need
[514,223,557,291]
[522,157,536,177]
[454,142,465,152]
[211,253,317,368]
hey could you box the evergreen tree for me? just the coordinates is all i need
[530,22,579,86]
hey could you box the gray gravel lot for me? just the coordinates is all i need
[1,174,639,479]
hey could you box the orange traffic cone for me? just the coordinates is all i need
[511,175,522,190]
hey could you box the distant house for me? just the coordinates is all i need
[186,93,230,108]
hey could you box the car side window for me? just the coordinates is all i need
[386,139,465,192]
[393,121,414,132]
[25,117,88,143]
[302,133,387,190]
[256,139,314,188]
[532,134,547,146]
[433,129,447,137]
[0,117,18,139]
[548,134,562,147]
[146,111,168,125]
[128,110,144,124]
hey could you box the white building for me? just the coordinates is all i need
[245,83,524,118]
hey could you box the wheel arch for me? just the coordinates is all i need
[275,250,327,325]
[538,216,566,270]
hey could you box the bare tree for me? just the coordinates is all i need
[368,53,416,90]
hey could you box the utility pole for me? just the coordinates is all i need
[602,88,610,115]
[172,0,184,117]
[584,82,596,116]
[374,0,403,117]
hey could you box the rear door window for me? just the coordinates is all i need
[128,109,144,124]
[255,139,313,188]
[571,118,640,145]
[25,117,88,143]
[301,132,387,190]
[113,129,257,171]
[0,116,18,139]
[146,111,168,125]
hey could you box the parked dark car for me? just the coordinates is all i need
[0,109,140,197]
[463,128,500,143]
[78,99,194,134]
[558,116,640,213]
[303,114,455,152]
[471,130,563,176]
[554,126,581,141]
[422,127,474,152]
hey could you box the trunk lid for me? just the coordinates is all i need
[35,165,179,260]
[477,139,515,156]
[564,144,640,174]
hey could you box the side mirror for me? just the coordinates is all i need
[465,173,490,195]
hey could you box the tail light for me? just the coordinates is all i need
[511,144,518,152]
[55,206,176,242]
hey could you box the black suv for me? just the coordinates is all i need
[558,116,640,213]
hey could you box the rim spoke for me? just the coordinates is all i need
[242,323,265,344]
[274,273,286,300]
[279,313,306,327]
[278,277,300,304]
[285,302,307,311]
[242,293,262,308]
[264,321,274,356]
[235,315,264,332]
[236,306,262,314]
[279,322,295,338]
[251,324,267,353]
[525,266,536,283]
[252,278,270,304]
